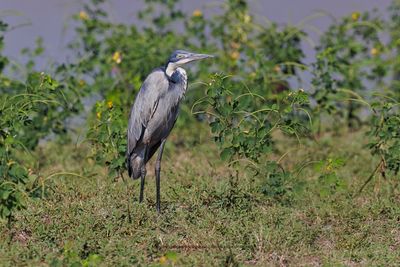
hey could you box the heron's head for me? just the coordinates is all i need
[165,50,213,77]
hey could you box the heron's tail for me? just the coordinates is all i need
[127,152,142,179]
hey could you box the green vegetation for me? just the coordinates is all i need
[1,0,400,265]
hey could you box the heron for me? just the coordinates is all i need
[126,50,213,213]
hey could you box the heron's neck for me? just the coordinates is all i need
[165,62,177,77]
[166,63,187,84]
[168,67,187,91]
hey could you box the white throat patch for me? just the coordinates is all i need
[166,62,177,77]
[166,58,193,77]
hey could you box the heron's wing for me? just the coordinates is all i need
[127,69,169,155]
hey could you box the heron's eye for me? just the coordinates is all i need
[177,54,184,59]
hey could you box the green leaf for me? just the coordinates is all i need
[220,148,233,161]
[1,206,10,218]
[165,251,178,261]
[0,189,11,200]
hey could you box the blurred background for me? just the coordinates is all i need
[0,0,393,67]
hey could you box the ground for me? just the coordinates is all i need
[0,126,399,266]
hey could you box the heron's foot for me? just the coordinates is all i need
[156,203,161,214]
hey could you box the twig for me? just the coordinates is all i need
[357,160,382,195]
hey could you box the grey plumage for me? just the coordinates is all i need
[126,50,213,212]
[127,67,186,179]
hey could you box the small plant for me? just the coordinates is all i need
[49,241,102,267]
[0,72,62,223]
[370,98,400,175]
[0,21,9,73]
[312,9,386,129]
[194,74,310,203]
[87,100,127,180]
[259,162,302,204]
[360,96,400,193]
[159,251,178,266]
[314,158,347,197]
[196,74,310,164]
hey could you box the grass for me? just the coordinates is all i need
[1,125,400,266]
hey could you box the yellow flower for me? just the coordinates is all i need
[250,72,256,78]
[78,79,86,87]
[192,9,203,17]
[326,165,333,171]
[79,11,89,20]
[370,47,379,56]
[351,12,360,21]
[230,51,240,60]
[6,160,15,167]
[159,256,167,265]
[107,101,113,109]
[96,112,101,119]
[274,65,281,73]
[243,14,251,23]
[112,51,122,64]
[230,42,240,50]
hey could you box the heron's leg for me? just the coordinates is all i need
[155,139,167,213]
[139,145,149,203]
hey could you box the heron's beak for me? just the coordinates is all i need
[188,53,214,61]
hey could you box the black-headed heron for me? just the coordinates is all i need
[126,50,213,213]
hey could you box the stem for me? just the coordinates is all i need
[7,215,14,244]
[357,159,382,195]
